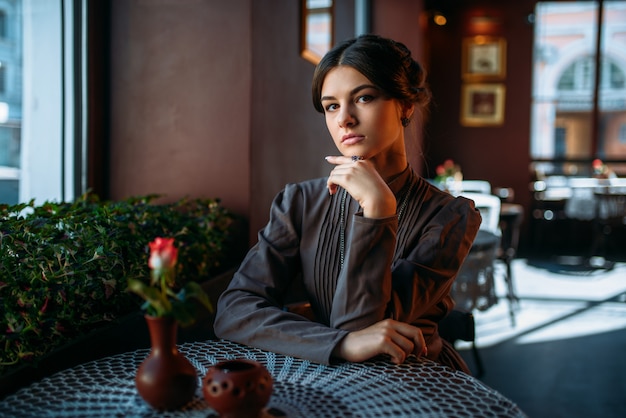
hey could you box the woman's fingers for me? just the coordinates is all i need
[325,155,364,194]
[415,328,428,357]
[388,329,416,356]
[333,319,427,364]
[325,157,396,218]
[325,155,357,165]
[385,345,407,365]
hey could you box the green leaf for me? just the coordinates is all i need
[179,282,214,313]
[127,278,171,317]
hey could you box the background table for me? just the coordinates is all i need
[0,339,526,418]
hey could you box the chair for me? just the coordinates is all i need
[497,204,523,326]
[460,193,520,326]
[438,310,484,378]
[459,192,501,235]
[452,230,500,313]
[590,189,626,268]
[459,180,492,195]
[445,180,492,196]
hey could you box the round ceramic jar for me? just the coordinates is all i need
[202,359,273,418]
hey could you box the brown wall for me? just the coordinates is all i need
[371,0,427,175]
[109,1,252,217]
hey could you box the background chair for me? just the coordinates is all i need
[438,310,485,378]
[444,180,492,196]
[590,189,626,268]
[459,192,501,234]
[452,229,500,313]
[459,180,492,195]
[454,192,519,322]
[497,203,523,326]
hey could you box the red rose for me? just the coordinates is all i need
[148,237,178,271]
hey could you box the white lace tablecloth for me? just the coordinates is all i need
[0,339,526,418]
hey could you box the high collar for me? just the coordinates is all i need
[387,165,414,197]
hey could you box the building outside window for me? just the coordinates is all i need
[531,1,626,177]
[0,0,85,205]
[0,0,21,204]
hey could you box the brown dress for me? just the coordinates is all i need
[214,167,481,373]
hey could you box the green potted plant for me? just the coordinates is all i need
[0,193,243,398]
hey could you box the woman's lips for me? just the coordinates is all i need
[341,134,365,145]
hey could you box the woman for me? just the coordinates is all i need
[214,34,481,373]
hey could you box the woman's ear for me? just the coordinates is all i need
[403,104,415,120]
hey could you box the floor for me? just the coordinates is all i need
[454,255,626,418]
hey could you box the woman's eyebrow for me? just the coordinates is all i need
[320,84,378,102]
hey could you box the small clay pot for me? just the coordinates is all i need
[202,359,273,418]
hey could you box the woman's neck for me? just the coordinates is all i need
[375,155,409,183]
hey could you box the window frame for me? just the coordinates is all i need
[300,0,334,65]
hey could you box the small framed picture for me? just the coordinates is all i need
[462,36,506,80]
[460,83,506,127]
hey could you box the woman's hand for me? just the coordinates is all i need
[332,319,427,364]
[325,155,396,219]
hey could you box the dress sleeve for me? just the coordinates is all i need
[213,183,349,365]
[389,197,481,322]
[330,195,481,331]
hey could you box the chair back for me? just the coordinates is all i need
[595,190,626,223]
[459,192,501,235]
[444,180,492,196]
[438,310,475,343]
[459,180,492,195]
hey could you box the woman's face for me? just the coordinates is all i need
[320,65,408,160]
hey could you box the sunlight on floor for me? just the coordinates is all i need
[516,302,626,344]
[456,259,626,349]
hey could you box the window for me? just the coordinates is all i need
[301,0,334,65]
[530,1,626,177]
[0,0,87,205]
[0,2,20,203]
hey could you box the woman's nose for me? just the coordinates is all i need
[337,106,357,128]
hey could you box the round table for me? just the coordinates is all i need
[0,339,526,417]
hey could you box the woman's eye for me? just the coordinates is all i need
[325,103,338,112]
[357,95,374,103]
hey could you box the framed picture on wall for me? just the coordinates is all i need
[462,36,506,80]
[460,83,506,126]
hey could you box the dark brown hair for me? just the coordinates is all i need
[312,34,431,117]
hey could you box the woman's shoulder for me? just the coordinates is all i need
[413,178,482,240]
[417,178,481,216]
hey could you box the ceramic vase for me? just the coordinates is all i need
[135,315,197,410]
[202,359,273,418]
